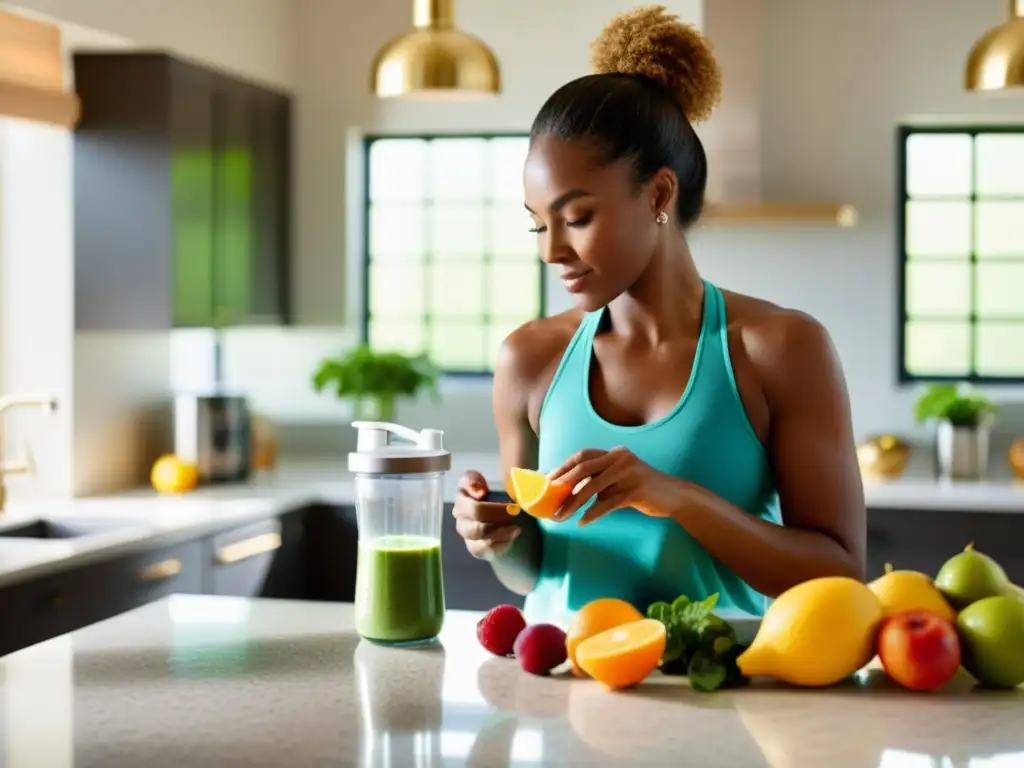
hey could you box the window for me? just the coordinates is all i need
[361,134,545,375]
[898,126,1024,382]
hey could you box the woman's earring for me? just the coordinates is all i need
[656,211,669,225]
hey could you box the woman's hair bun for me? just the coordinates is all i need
[589,4,722,124]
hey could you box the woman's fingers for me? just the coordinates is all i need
[546,449,608,483]
[459,470,489,500]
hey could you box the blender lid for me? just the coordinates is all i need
[347,421,452,475]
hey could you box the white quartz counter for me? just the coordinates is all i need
[1,593,1020,767]
[0,453,1020,591]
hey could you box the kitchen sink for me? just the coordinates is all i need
[0,518,141,540]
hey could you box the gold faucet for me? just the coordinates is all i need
[0,393,58,513]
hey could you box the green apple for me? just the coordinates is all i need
[956,595,1024,689]
[935,543,1009,610]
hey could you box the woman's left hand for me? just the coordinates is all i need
[547,447,683,525]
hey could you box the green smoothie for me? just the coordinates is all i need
[354,534,445,644]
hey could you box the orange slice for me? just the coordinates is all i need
[566,598,645,676]
[509,467,573,519]
[574,618,666,689]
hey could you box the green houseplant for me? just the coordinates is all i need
[311,344,439,422]
[913,383,997,428]
[914,383,998,480]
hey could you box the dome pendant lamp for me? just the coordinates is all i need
[965,0,1024,92]
[371,0,500,99]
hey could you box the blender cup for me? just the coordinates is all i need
[348,421,452,646]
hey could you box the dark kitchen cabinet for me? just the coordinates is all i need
[0,540,205,658]
[203,513,308,598]
[72,52,292,330]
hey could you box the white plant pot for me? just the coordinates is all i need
[936,421,990,480]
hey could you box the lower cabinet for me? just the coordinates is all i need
[867,507,1024,583]
[0,509,311,658]
[0,540,205,658]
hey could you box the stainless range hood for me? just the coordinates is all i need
[695,0,857,227]
[0,10,79,128]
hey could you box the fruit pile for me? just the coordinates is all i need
[736,543,1024,692]
[477,594,744,692]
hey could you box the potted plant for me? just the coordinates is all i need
[914,383,998,480]
[311,344,439,423]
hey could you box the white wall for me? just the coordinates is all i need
[4,0,295,88]
[0,1,296,497]
[207,0,1024,462]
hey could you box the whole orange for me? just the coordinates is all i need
[150,454,199,494]
[566,597,645,675]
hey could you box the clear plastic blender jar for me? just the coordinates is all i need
[348,421,451,646]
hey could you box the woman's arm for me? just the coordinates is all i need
[668,311,866,596]
[486,332,544,595]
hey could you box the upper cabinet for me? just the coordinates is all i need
[72,53,292,330]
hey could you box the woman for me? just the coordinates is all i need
[452,7,866,624]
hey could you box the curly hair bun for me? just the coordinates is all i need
[590,4,722,124]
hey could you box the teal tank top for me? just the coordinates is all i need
[521,280,782,627]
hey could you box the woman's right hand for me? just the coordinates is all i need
[453,470,522,560]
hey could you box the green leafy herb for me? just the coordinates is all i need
[646,592,748,693]
[687,650,727,693]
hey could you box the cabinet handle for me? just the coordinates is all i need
[215,532,281,565]
[140,558,182,582]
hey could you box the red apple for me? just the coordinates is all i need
[877,611,961,692]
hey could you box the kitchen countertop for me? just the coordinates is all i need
[1,593,1020,767]
[0,453,1020,591]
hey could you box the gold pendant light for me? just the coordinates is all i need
[965,0,1024,92]
[371,0,500,99]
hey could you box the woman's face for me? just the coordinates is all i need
[524,135,670,312]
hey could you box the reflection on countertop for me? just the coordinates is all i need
[1,595,1022,767]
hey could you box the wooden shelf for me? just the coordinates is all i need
[0,78,79,128]
[703,202,859,227]
[0,10,79,128]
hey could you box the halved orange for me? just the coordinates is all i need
[566,598,645,676]
[509,467,573,519]
[574,618,666,689]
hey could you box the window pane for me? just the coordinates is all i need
[429,138,486,201]
[369,139,426,201]
[430,263,485,318]
[429,321,487,370]
[905,320,970,376]
[905,262,971,317]
[488,317,525,368]
[489,204,537,256]
[906,201,972,258]
[369,320,426,356]
[905,133,973,197]
[976,201,1024,258]
[490,262,540,318]
[976,262,1024,317]
[976,134,1024,196]
[429,203,485,258]
[369,204,425,259]
[976,321,1024,376]
[369,263,424,317]
[489,137,530,200]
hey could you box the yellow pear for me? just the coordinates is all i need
[867,563,957,622]
[737,576,884,687]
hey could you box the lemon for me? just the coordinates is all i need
[868,563,957,622]
[737,576,884,687]
[151,454,199,494]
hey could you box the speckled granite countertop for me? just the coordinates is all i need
[1,594,1021,767]
[0,454,1020,592]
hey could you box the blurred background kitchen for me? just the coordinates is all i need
[2,0,1024,505]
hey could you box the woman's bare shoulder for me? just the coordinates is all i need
[495,310,586,384]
